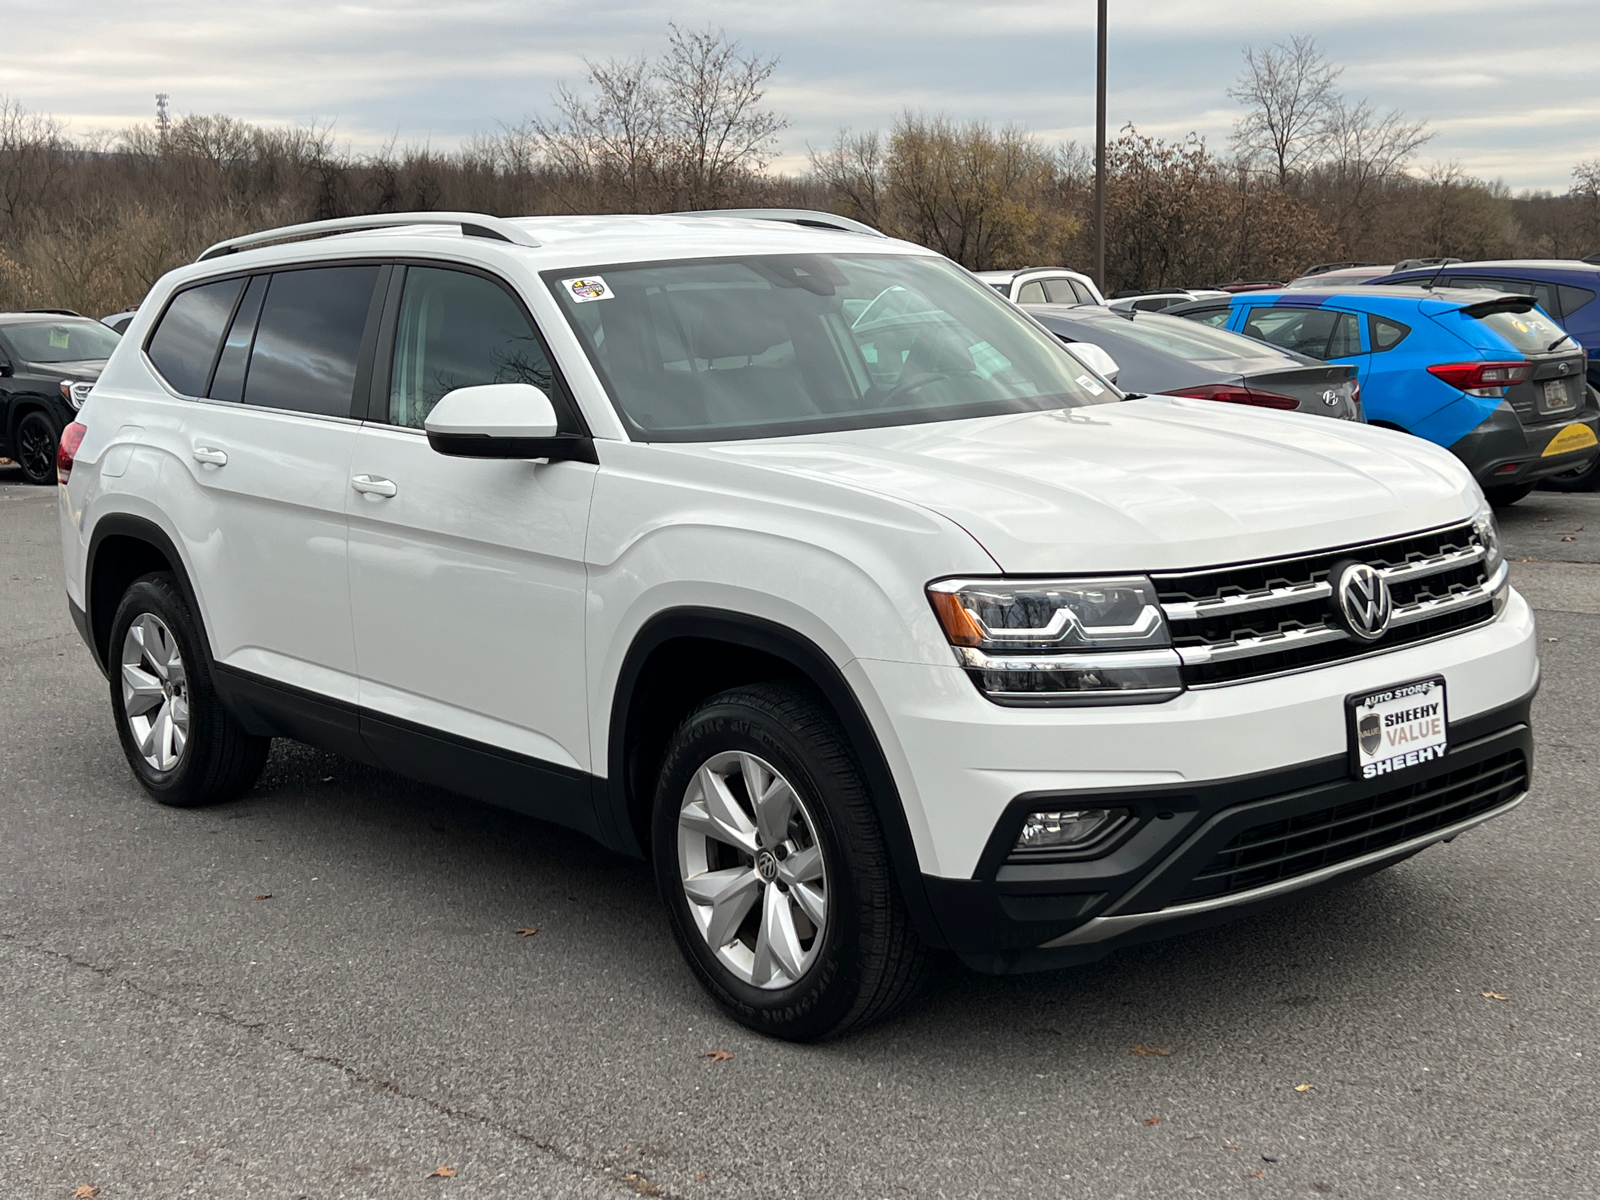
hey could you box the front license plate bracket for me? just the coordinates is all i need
[1347,675,1448,781]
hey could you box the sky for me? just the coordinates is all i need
[3,0,1597,193]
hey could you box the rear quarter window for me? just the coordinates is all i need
[146,277,245,395]
[1557,284,1596,317]
[1370,316,1411,352]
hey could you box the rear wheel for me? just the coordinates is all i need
[109,573,269,806]
[1483,482,1533,507]
[14,410,59,486]
[652,682,928,1041]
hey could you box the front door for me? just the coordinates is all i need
[346,264,598,825]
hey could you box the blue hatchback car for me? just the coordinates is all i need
[1170,286,1600,504]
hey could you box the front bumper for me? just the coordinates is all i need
[1448,398,1600,489]
[852,588,1538,969]
[929,696,1531,973]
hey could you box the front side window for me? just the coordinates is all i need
[547,253,1118,442]
[4,318,121,364]
[1179,306,1232,328]
[389,267,556,429]
[1017,280,1047,304]
[243,265,379,416]
[1242,306,1359,359]
[147,278,245,395]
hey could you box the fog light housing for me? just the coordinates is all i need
[1012,807,1133,859]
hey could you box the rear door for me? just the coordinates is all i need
[345,263,598,818]
[160,263,382,726]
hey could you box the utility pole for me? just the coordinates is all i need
[156,93,170,136]
[1094,0,1107,293]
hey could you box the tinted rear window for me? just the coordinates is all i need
[1472,307,1571,355]
[1558,284,1596,317]
[147,278,244,394]
[243,266,379,416]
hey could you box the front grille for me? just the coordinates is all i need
[1174,749,1527,904]
[1153,522,1500,686]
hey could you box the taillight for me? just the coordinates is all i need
[1168,383,1299,411]
[1427,361,1530,397]
[57,422,87,485]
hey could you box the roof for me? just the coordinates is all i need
[1383,259,1600,276]
[973,267,1087,282]
[0,311,105,324]
[1210,285,1532,313]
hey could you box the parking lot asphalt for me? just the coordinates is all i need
[2,466,1596,1200]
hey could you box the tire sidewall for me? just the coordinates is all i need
[652,693,870,1040]
[108,574,217,805]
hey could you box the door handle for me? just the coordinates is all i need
[351,474,398,498]
[192,445,228,467]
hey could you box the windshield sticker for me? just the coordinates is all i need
[49,328,71,350]
[562,276,613,303]
[1076,373,1106,396]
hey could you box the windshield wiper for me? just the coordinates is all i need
[1547,335,1573,352]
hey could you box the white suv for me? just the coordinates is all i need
[58,210,1537,1040]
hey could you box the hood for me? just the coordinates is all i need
[31,358,106,380]
[690,397,1475,573]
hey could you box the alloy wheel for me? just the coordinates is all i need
[16,414,56,484]
[676,751,828,989]
[120,613,190,772]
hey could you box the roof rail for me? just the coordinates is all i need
[667,208,887,238]
[25,308,85,317]
[196,212,541,262]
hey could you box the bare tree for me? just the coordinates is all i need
[1228,36,1341,186]
[808,129,887,229]
[658,24,785,209]
[1573,158,1600,249]
[1311,97,1432,248]
[0,95,71,225]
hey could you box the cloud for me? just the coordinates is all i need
[0,0,1593,190]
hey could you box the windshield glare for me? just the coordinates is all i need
[547,254,1117,441]
[5,319,121,363]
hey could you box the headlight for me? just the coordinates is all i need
[1470,495,1508,612]
[927,576,1182,705]
[59,380,93,411]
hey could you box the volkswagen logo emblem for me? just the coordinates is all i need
[1332,561,1392,641]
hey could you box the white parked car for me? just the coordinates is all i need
[59,210,1536,1040]
[1107,289,1232,313]
[974,267,1105,306]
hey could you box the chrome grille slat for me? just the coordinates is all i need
[1153,521,1500,687]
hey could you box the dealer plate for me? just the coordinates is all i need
[1541,378,1575,413]
[1347,675,1448,781]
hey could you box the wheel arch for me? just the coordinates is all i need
[606,607,947,949]
[85,513,209,678]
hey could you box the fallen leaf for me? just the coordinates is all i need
[1246,1168,1266,1179]
[1143,1116,1163,1126]
[253,894,272,901]
[426,1165,457,1179]
[622,1175,662,1197]
[74,1188,100,1199]
[1131,1044,1171,1057]
[1262,1155,1280,1163]
[698,1049,734,1062]
[1546,637,1560,643]
[1482,991,1510,1002]
[696,1172,709,1181]
[1224,1142,1241,1150]
[515,927,539,937]
[1560,535,1576,542]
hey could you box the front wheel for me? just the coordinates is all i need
[14,410,60,485]
[652,682,927,1040]
[109,572,270,806]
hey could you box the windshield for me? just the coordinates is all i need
[546,254,1116,441]
[1094,312,1280,361]
[5,319,121,363]
[1472,306,1571,355]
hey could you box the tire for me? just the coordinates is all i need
[1483,483,1533,507]
[109,572,269,806]
[652,682,928,1041]
[14,409,59,486]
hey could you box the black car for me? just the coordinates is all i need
[0,312,121,484]
[1026,304,1362,420]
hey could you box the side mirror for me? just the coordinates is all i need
[1063,341,1120,385]
[0,360,12,378]
[424,383,596,463]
